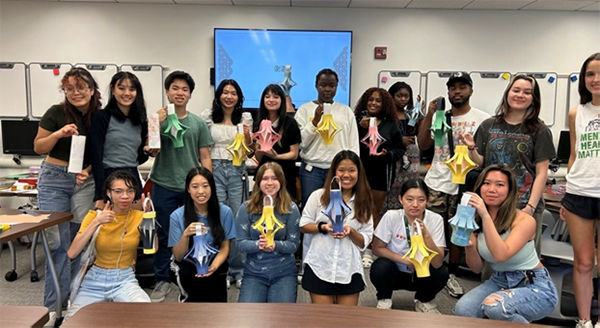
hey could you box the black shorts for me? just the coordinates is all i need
[562,192,600,220]
[301,264,364,295]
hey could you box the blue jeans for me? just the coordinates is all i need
[152,183,185,283]
[238,268,297,303]
[453,267,558,323]
[213,160,246,280]
[299,162,329,208]
[64,266,150,321]
[37,161,94,310]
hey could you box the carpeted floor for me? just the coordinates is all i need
[0,241,580,326]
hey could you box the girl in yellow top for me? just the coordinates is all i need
[64,170,151,320]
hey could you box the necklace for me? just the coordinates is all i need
[115,210,131,269]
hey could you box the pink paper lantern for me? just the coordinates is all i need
[252,120,281,153]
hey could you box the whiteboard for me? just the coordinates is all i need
[425,71,456,107]
[516,72,557,126]
[377,70,422,99]
[469,71,512,117]
[120,64,164,112]
[0,62,28,118]
[30,63,73,118]
[75,63,119,108]
[568,72,580,111]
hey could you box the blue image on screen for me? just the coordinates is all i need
[214,29,352,109]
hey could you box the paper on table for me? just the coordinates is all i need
[0,214,49,224]
[68,135,86,173]
[148,113,161,149]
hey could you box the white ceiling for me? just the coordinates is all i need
[4,0,600,11]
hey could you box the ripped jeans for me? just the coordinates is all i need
[453,267,558,323]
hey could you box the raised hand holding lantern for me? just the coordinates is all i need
[321,176,352,234]
[184,225,219,275]
[253,120,281,153]
[316,103,341,145]
[449,194,479,247]
[402,221,438,278]
[164,103,189,148]
[139,197,158,254]
[406,99,425,127]
[279,65,297,97]
[444,145,478,184]
[360,117,386,155]
[430,98,450,148]
[227,123,251,166]
[251,195,285,247]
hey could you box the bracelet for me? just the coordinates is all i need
[468,145,477,151]
[526,203,536,210]
[317,222,327,234]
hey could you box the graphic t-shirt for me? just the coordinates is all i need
[566,102,600,198]
[475,117,555,210]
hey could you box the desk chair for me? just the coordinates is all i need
[540,209,578,321]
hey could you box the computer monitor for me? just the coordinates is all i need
[556,130,570,164]
[1,120,41,156]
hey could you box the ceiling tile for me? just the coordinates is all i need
[291,0,350,8]
[232,0,289,5]
[406,0,473,10]
[349,0,411,8]
[117,0,174,3]
[464,0,535,10]
[520,0,596,10]
[577,1,600,11]
[173,0,231,3]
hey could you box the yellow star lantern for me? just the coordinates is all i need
[444,145,478,184]
[402,222,438,278]
[315,104,341,145]
[227,123,250,166]
[251,195,285,247]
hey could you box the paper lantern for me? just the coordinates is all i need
[227,123,251,166]
[444,145,478,184]
[316,104,341,145]
[360,117,386,155]
[279,65,297,97]
[139,198,157,255]
[184,226,218,275]
[402,222,438,278]
[252,120,281,153]
[406,100,425,127]
[321,176,352,234]
[430,110,451,148]
[163,104,188,148]
[449,204,478,247]
[251,195,285,247]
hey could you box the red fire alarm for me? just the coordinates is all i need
[53,68,60,75]
[374,46,387,60]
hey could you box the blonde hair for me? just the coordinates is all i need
[247,162,292,214]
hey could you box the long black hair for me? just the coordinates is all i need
[211,79,245,124]
[183,167,224,246]
[256,84,288,135]
[105,71,147,126]
[388,81,414,111]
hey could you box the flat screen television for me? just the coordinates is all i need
[556,130,570,164]
[214,28,352,109]
[1,120,41,156]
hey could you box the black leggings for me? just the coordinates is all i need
[369,257,448,302]
[171,260,229,303]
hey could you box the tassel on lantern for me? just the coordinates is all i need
[139,198,158,255]
[444,145,478,184]
[321,176,352,234]
[279,65,297,97]
[449,203,478,247]
[164,104,189,148]
[402,221,438,278]
[252,120,281,153]
[227,123,251,166]
[360,117,386,155]
[251,195,285,247]
[316,104,341,145]
[184,226,219,275]
[406,100,425,127]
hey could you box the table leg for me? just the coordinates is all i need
[40,230,62,324]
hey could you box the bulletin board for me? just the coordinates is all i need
[568,73,580,112]
[30,63,73,118]
[377,70,422,99]
[516,72,557,126]
[120,64,164,111]
[75,63,119,108]
[0,62,28,118]
[468,71,512,116]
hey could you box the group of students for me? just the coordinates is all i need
[32,52,599,326]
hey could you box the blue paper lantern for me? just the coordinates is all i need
[321,176,352,234]
[448,204,478,247]
[184,229,218,275]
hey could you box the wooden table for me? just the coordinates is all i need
[0,305,49,327]
[63,302,546,327]
[0,209,73,323]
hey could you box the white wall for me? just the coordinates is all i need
[0,1,598,183]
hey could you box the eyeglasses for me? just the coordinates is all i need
[63,86,91,95]
[109,188,136,196]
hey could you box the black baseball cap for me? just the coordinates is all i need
[446,71,473,87]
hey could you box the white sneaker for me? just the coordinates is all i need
[594,321,599,328]
[226,278,231,289]
[376,299,392,309]
[415,300,441,314]
[445,274,464,298]
[235,278,242,289]
[44,311,66,327]
[576,320,593,328]
[150,281,171,302]
[362,249,374,269]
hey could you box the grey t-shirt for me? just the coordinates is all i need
[475,117,555,210]
[103,115,141,168]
